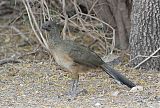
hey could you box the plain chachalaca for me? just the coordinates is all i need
[42,20,136,98]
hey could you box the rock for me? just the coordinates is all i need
[130,86,143,92]
[111,91,120,96]
[95,102,101,106]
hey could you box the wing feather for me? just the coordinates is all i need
[67,42,104,67]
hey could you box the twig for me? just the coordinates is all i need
[79,13,115,54]
[73,0,86,30]
[0,55,20,65]
[46,5,115,53]
[0,25,30,42]
[62,0,68,39]
[42,0,52,20]
[0,46,40,65]
[11,26,29,42]
[22,0,49,50]
[84,0,99,21]
[134,47,160,69]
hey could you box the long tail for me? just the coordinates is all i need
[101,63,136,88]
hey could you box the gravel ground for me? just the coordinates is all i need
[0,61,159,108]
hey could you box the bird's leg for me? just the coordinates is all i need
[69,72,79,99]
[71,78,79,97]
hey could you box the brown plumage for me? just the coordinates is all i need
[42,20,136,99]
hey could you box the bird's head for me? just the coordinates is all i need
[42,20,61,32]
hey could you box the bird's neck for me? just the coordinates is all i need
[48,29,62,44]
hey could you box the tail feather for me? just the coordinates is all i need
[101,63,136,88]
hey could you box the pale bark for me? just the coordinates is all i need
[130,0,160,70]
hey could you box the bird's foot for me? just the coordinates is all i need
[67,89,88,101]
[77,89,88,96]
[67,89,78,101]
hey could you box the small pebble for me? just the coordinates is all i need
[111,91,120,96]
[95,102,101,106]
[35,91,39,93]
[130,86,143,92]
[20,84,23,86]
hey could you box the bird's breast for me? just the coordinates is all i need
[53,51,74,69]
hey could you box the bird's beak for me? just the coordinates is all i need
[41,25,50,31]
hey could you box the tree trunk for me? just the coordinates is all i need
[130,0,160,71]
[94,0,131,50]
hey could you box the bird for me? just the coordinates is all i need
[41,20,136,99]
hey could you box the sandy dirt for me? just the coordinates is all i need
[0,21,159,108]
[0,60,159,108]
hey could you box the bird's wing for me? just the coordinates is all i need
[67,43,104,67]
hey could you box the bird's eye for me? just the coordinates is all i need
[48,25,51,28]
